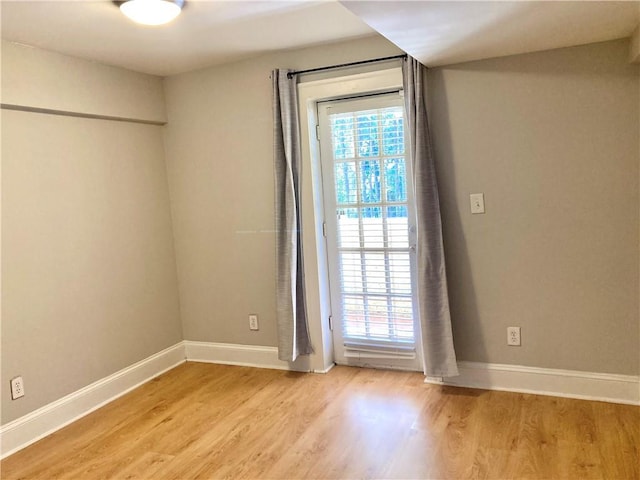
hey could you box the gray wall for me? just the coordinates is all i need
[428,39,639,375]
[164,36,639,376]
[1,42,183,424]
[163,35,402,346]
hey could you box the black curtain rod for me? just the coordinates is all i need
[287,54,407,79]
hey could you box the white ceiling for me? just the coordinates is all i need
[341,1,640,67]
[0,0,375,76]
[1,1,639,77]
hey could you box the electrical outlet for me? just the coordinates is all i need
[507,327,521,346]
[249,314,259,331]
[10,376,25,400]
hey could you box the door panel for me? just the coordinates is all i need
[318,94,422,371]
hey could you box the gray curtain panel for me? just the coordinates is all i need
[402,57,459,378]
[272,69,313,362]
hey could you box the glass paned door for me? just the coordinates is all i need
[318,94,421,371]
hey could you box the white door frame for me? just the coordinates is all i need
[296,68,406,373]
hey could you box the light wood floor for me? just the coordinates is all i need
[2,362,638,480]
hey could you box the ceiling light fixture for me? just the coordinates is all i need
[118,0,184,26]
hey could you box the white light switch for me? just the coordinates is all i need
[470,193,485,214]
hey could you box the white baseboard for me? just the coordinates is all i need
[184,341,323,372]
[4,343,637,460]
[184,341,287,369]
[425,361,640,405]
[0,341,324,459]
[0,342,186,459]
[314,362,336,374]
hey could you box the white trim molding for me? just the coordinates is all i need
[4,343,637,460]
[0,341,331,459]
[0,342,186,459]
[183,341,329,373]
[425,361,640,405]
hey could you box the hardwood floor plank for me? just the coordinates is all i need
[112,451,175,480]
[2,363,638,480]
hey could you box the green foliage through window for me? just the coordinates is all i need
[331,107,406,218]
